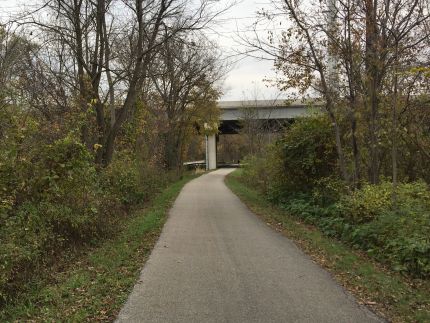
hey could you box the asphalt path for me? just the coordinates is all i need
[117,169,383,323]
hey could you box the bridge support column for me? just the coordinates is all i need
[206,134,217,170]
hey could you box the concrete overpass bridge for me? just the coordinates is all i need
[205,100,314,170]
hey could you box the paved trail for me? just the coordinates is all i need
[117,169,382,323]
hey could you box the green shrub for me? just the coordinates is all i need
[281,181,430,278]
[348,209,430,278]
[0,136,104,302]
[280,115,337,193]
[343,181,430,277]
[101,154,175,208]
[102,157,146,207]
[241,155,269,188]
[337,182,393,224]
[241,115,338,203]
[312,176,348,206]
[0,129,180,304]
[241,136,430,278]
[338,181,430,224]
[0,201,100,301]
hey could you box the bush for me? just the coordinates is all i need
[241,155,269,187]
[338,181,430,224]
[240,115,430,278]
[101,153,176,208]
[241,115,339,204]
[279,181,430,278]
[0,131,182,304]
[280,115,337,193]
[102,157,146,207]
[0,136,103,302]
[348,209,430,277]
[312,176,348,207]
[341,182,430,277]
[337,182,393,224]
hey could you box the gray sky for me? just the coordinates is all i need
[207,0,285,101]
[1,0,285,101]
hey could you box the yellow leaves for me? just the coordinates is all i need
[202,121,219,135]
[408,66,430,73]
[93,144,102,151]
[86,98,98,108]
[404,66,430,78]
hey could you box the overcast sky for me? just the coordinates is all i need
[207,0,285,101]
[1,0,285,102]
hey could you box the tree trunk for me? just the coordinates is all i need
[326,103,350,183]
[391,45,399,207]
[365,0,380,184]
[164,130,181,170]
[349,102,361,187]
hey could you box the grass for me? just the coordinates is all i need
[225,169,430,323]
[1,173,199,322]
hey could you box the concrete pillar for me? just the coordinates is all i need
[206,134,217,170]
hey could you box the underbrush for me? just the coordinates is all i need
[1,173,197,321]
[0,135,175,306]
[243,155,430,279]
[279,182,430,279]
[240,115,430,279]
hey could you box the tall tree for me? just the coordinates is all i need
[241,0,430,188]
[19,0,222,166]
[148,35,223,169]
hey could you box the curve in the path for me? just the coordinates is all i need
[117,169,383,323]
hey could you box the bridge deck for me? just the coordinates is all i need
[218,100,317,121]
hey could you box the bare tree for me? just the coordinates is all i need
[148,34,223,169]
[238,0,430,189]
[238,90,284,157]
[16,0,226,166]
[0,25,33,109]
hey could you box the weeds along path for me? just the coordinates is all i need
[117,169,383,323]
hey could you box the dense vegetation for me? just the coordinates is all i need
[0,105,180,306]
[241,114,430,279]
[236,0,430,282]
[0,0,221,310]
[1,174,197,321]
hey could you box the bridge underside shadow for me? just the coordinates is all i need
[206,118,294,169]
[218,119,293,135]
[205,99,313,169]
